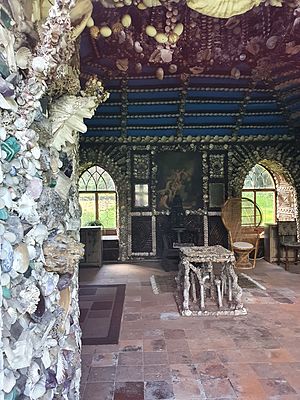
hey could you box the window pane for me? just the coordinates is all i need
[79,193,96,226]
[97,193,117,229]
[243,164,275,189]
[241,197,256,226]
[256,191,275,225]
[134,184,149,207]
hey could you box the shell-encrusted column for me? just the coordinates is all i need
[0,1,108,399]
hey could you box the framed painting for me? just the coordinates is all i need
[156,151,202,210]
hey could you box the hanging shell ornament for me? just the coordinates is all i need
[231,67,241,79]
[155,33,168,44]
[156,67,164,80]
[146,25,157,37]
[99,26,112,38]
[90,26,99,39]
[121,14,132,28]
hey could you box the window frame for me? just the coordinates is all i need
[79,166,118,233]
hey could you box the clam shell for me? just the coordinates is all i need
[12,243,30,273]
[121,14,131,28]
[155,33,168,44]
[146,25,157,37]
[16,47,32,69]
[99,26,112,38]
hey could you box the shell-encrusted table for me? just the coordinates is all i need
[175,245,247,316]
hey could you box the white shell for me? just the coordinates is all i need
[156,67,164,80]
[173,23,184,36]
[3,369,16,393]
[155,33,168,44]
[12,243,30,273]
[31,381,46,400]
[146,25,157,37]
[99,26,112,37]
[16,47,32,69]
[121,14,131,28]
[32,56,47,73]
[87,17,94,27]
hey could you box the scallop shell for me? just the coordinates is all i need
[16,47,32,69]
[146,25,157,37]
[121,14,131,28]
[155,33,168,44]
[99,26,112,38]
[173,23,184,36]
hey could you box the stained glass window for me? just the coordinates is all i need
[78,166,117,229]
[242,164,276,225]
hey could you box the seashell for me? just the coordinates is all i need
[4,334,33,369]
[266,35,278,50]
[2,273,10,286]
[6,216,23,244]
[0,187,13,208]
[40,274,59,297]
[135,63,142,73]
[27,361,41,386]
[1,239,13,272]
[16,47,32,69]
[87,17,94,28]
[90,26,99,39]
[121,14,131,28]
[173,23,184,36]
[46,369,57,389]
[31,381,46,400]
[1,136,21,162]
[112,22,123,34]
[169,64,177,73]
[143,0,161,6]
[4,231,16,243]
[168,32,179,44]
[156,67,164,80]
[12,243,30,273]
[137,2,147,9]
[59,287,71,315]
[99,26,112,38]
[3,369,16,393]
[189,66,205,75]
[246,40,260,55]
[124,0,132,4]
[146,25,157,37]
[116,58,128,71]
[134,41,143,53]
[155,33,168,44]
[26,178,43,200]
[0,207,9,221]
[161,49,173,63]
[3,287,11,299]
[32,56,47,73]
[231,67,241,79]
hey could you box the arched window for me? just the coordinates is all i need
[242,164,276,225]
[78,166,117,230]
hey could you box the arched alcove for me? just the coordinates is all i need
[79,152,130,261]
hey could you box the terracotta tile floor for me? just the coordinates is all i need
[79,260,300,400]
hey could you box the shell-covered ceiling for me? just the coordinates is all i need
[81,0,300,80]
[80,0,300,138]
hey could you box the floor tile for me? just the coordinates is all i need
[83,382,114,400]
[114,382,144,400]
[144,381,175,400]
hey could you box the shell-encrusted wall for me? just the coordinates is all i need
[0,1,108,399]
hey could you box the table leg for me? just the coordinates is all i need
[183,260,191,315]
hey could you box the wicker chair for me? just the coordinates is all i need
[221,197,262,269]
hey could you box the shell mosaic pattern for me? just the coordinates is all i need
[0,1,108,399]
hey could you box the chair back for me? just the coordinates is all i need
[278,221,298,244]
[221,197,262,245]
